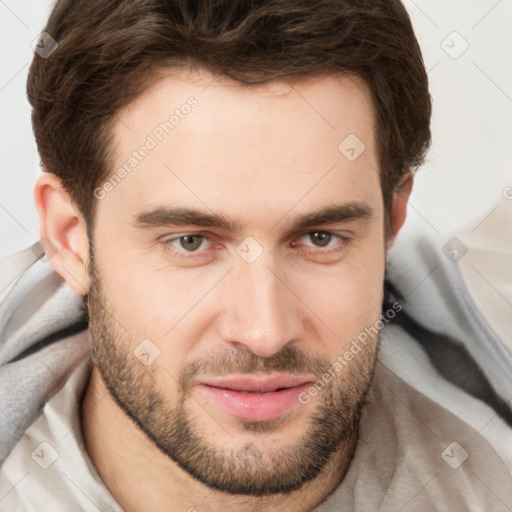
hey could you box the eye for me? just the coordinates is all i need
[300,231,342,248]
[289,231,350,261]
[167,234,212,252]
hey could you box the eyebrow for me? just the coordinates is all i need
[292,202,373,231]
[133,206,241,231]
[132,202,373,233]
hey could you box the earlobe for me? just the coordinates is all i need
[34,172,91,295]
[387,170,413,249]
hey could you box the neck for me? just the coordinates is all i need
[81,365,358,512]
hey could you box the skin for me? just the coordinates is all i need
[35,67,412,512]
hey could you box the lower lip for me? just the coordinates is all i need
[198,383,311,422]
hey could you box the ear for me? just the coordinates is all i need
[34,172,91,295]
[386,170,413,250]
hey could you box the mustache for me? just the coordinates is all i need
[178,345,332,390]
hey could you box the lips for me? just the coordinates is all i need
[197,374,313,422]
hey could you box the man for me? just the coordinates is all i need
[1,0,512,510]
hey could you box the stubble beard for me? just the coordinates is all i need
[86,262,378,496]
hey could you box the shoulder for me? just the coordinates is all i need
[317,366,512,511]
[0,355,123,511]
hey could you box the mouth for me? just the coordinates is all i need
[197,374,313,422]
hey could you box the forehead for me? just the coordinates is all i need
[100,67,381,230]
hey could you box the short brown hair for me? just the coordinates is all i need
[28,0,431,233]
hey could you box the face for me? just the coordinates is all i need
[87,68,385,496]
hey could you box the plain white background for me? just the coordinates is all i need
[1,0,511,259]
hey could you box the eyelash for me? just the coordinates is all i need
[161,231,350,259]
[291,232,350,256]
[162,232,217,260]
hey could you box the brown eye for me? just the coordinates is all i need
[308,232,332,247]
[178,235,205,251]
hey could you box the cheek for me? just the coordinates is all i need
[97,268,195,337]
[294,238,386,350]
[92,243,225,358]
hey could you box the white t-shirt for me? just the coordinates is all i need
[2,352,512,512]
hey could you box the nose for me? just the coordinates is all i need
[220,256,305,358]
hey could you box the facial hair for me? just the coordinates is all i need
[86,262,378,496]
